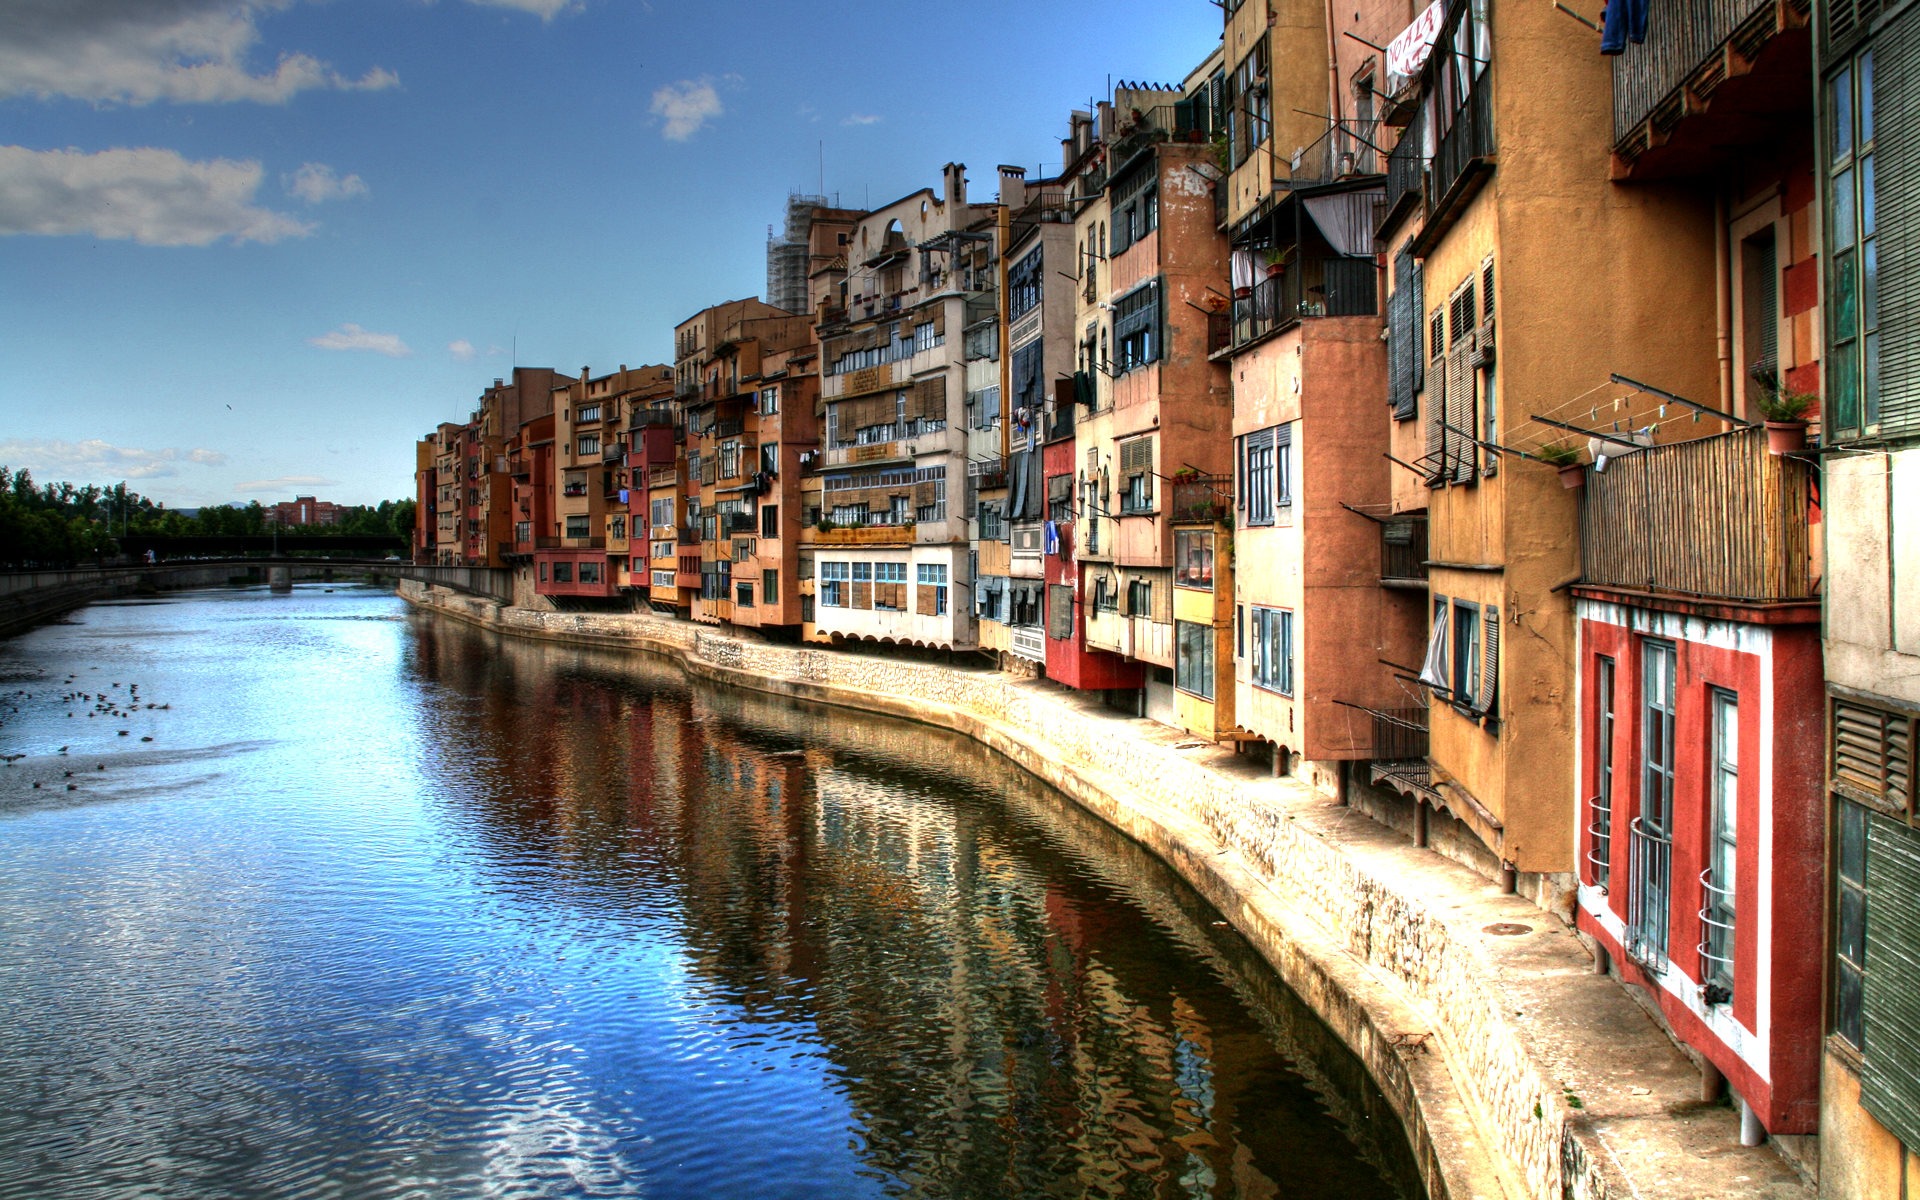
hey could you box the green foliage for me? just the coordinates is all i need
[1747,364,1816,422]
[1536,441,1583,467]
[0,466,414,567]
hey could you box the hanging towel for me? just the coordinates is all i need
[1600,0,1646,54]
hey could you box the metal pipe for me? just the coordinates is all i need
[1716,190,1734,418]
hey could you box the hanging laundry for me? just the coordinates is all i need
[1600,0,1646,54]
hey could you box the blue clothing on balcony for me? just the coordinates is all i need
[1600,0,1646,54]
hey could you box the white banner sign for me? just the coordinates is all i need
[1387,0,1446,79]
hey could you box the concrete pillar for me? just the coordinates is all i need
[1414,799,1429,848]
[1592,943,1611,976]
[1700,1057,1725,1103]
[269,567,292,593]
[1500,862,1518,894]
[1739,1097,1765,1146]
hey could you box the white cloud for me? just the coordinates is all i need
[0,145,313,245]
[235,474,337,494]
[842,113,881,126]
[448,338,477,361]
[284,161,367,204]
[309,323,410,356]
[0,0,398,106]
[0,437,228,481]
[463,0,577,17]
[650,78,722,142]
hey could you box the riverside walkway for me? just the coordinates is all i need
[417,582,1813,1199]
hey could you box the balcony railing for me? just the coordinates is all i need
[1579,424,1815,603]
[1431,82,1494,209]
[713,419,745,439]
[1386,105,1426,216]
[1612,0,1773,146]
[649,466,676,488]
[1381,516,1429,584]
[1170,475,1231,524]
[602,441,626,463]
[629,408,678,431]
[1372,706,1430,761]
[1231,259,1377,346]
[721,512,756,536]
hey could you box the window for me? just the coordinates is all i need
[1008,248,1043,319]
[1451,600,1481,707]
[652,570,674,589]
[552,561,573,583]
[1242,429,1274,525]
[578,434,600,456]
[1093,573,1117,612]
[851,561,873,609]
[578,561,601,584]
[761,569,778,604]
[539,561,548,582]
[1109,162,1159,255]
[874,561,907,609]
[1825,50,1878,436]
[577,404,600,423]
[1012,340,1045,421]
[1591,656,1616,892]
[1628,640,1677,969]
[821,561,849,607]
[1701,689,1738,1002]
[913,322,938,353]
[1388,248,1425,421]
[761,505,779,538]
[760,386,779,415]
[979,503,1004,541]
[1834,797,1868,1049]
[1275,424,1293,509]
[1113,283,1161,373]
[1119,437,1153,514]
[565,515,591,539]
[917,563,948,615]
[1175,619,1214,699]
[1127,580,1152,617]
[1175,529,1213,590]
[1250,606,1293,695]
[1226,36,1271,170]
[610,515,627,540]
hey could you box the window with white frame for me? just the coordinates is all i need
[918,563,948,615]
[1250,606,1293,695]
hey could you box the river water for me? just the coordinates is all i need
[0,585,1419,1200]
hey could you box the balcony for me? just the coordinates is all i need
[648,466,677,488]
[629,408,678,431]
[1383,105,1426,227]
[1579,424,1815,603]
[1609,0,1810,178]
[1107,101,1216,167]
[1380,516,1429,587]
[1231,259,1377,347]
[1429,82,1493,219]
[562,483,588,498]
[602,441,626,464]
[713,419,745,439]
[810,524,914,547]
[1169,475,1231,524]
[721,512,757,536]
[1337,702,1430,762]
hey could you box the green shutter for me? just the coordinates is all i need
[1864,814,1920,1147]
[1875,7,1920,436]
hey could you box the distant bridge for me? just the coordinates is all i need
[0,558,512,636]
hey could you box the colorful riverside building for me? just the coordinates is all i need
[799,165,989,652]
[537,365,673,603]
[1813,0,1920,1183]
[1563,0,1828,1144]
[1067,80,1233,730]
[1218,0,1424,783]
[672,300,818,630]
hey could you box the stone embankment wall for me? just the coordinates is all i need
[399,582,1637,1200]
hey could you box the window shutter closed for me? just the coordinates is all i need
[1048,584,1074,639]
[1425,310,1446,479]
[1389,249,1419,420]
[1121,436,1153,476]
[910,375,947,420]
[917,584,939,614]
[1863,815,1920,1150]
[1835,700,1916,812]
[1876,8,1920,436]
[1447,283,1478,483]
[1153,576,1172,624]
[1478,604,1500,715]
[914,480,937,506]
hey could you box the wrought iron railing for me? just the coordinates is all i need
[1580,424,1815,602]
[1231,258,1377,346]
[1431,82,1494,208]
[1386,106,1426,214]
[1697,867,1735,999]
[1587,793,1613,892]
[1170,475,1231,524]
[1625,815,1672,973]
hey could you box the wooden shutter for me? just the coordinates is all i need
[1835,699,1917,812]
[916,584,938,613]
[1447,282,1477,482]
[1153,576,1173,623]
[1389,249,1420,420]
[910,375,947,420]
[1425,309,1446,478]
[852,580,872,609]
[1863,814,1920,1150]
[1477,603,1500,715]
[1121,436,1153,476]
[931,307,946,337]
[1048,584,1074,639]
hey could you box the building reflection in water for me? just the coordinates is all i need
[402,617,1419,1199]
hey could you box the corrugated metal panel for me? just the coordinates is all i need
[1864,814,1920,1146]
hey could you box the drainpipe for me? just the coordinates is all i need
[1716,190,1734,415]
[999,203,1012,469]
[1324,0,1346,160]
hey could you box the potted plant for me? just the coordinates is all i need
[1263,245,1296,277]
[1748,365,1816,453]
[1538,441,1586,489]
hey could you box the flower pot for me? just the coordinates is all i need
[1764,419,1807,455]
[1557,463,1586,490]
[1233,287,1251,299]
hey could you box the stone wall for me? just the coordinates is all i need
[400,581,1639,1200]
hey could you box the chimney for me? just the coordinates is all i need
[998,164,1028,209]
[943,161,967,209]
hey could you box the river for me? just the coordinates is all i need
[0,584,1419,1199]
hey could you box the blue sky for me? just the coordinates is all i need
[0,0,1223,507]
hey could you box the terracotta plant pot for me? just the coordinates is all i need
[1558,463,1586,490]
[1764,419,1807,455]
